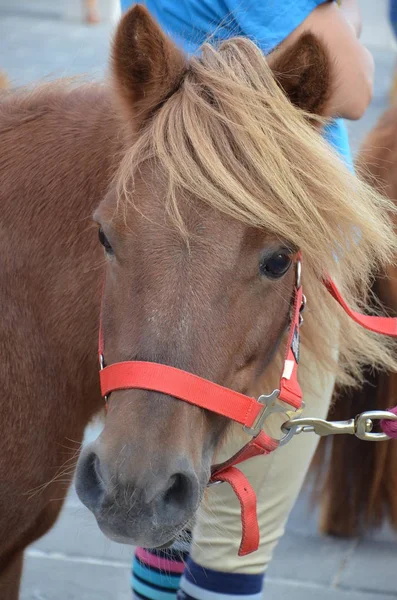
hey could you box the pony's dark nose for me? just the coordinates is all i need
[75,451,106,511]
[143,470,189,505]
[75,444,201,543]
[142,469,199,521]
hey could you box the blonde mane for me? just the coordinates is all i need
[117,37,397,387]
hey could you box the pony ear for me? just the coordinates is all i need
[271,33,330,115]
[111,5,187,128]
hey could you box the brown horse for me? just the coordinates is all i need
[316,102,397,538]
[1,6,397,598]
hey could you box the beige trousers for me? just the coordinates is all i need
[190,356,336,574]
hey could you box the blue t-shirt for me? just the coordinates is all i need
[120,0,353,170]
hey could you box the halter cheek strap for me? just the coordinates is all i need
[98,256,397,556]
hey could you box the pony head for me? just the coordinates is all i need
[76,6,397,548]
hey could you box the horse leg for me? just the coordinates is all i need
[0,552,24,600]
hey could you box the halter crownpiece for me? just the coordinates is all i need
[98,253,397,556]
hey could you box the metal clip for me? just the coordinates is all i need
[355,410,397,441]
[243,389,282,437]
[280,417,355,445]
[281,410,397,445]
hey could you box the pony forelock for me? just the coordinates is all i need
[116,36,397,387]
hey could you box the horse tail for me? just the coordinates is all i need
[313,103,397,537]
[314,315,397,537]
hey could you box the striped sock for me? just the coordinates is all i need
[132,536,191,600]
[178,558,265,600]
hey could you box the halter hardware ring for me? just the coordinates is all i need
[295,259,302,289]
[355,410,397,441]
[207,480,223,487]
[242,389,282,437]
[99,353,109,403]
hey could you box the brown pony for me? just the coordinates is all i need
[316,102,397,537]
[1,6,397,598]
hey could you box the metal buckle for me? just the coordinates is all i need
[207,480,223,487]
[99,353,108,403]
[243,389,282,437]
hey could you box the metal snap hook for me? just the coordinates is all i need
[355,410,397,441]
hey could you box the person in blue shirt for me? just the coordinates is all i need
[121,2,374,599]
[120,0,373,172]
[389,0,397,101]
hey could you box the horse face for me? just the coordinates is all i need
[76,6,331,546]
[77,174,294,546]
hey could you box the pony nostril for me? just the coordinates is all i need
[164,473,185,506]
[93,455,104,485]
[86,452,104,488]
[163,471,198,514]
[76,451,105,513]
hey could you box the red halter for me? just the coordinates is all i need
[98,255,397,556]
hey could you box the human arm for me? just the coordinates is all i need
[338,0,362,37]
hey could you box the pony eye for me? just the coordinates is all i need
[260,250,292,279]
[98,227,113,255]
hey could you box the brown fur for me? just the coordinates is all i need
[315,103,397,537]
[0,83,120,598]
[273,34,330,115]
[1,6,397,596]
[112,8,187,127]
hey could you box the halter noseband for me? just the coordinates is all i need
[98,254,397,556]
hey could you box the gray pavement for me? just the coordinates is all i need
[2,1,397,598]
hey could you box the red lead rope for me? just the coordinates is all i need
[324,279,397,336]
[98,258,397,556]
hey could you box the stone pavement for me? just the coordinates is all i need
[1,0,397,598]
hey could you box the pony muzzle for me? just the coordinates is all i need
[75,438,202,548]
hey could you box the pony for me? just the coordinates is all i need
[1,6,397,598]
[316,101,397,538]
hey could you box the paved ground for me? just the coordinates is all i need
[2,0,397,598]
